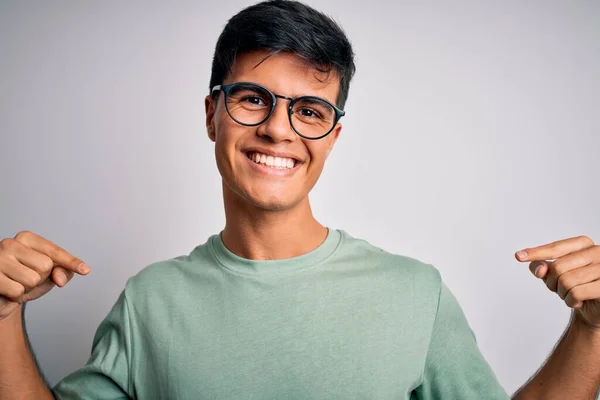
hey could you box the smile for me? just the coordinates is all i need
[246,151,297,170]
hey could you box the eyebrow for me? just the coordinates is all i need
[277,90,335,106]
[296,97,335,113]
[234,80,335,105]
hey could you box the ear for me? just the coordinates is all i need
[205,95,217,142]
[325,122,342,158]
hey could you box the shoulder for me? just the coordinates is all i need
[338,230,441,279]
[335,229,443,300]
[123,240,211,301]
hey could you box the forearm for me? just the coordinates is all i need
[0,305,53,400]
[513,312,600,400]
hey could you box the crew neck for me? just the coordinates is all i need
[209,228,343,276]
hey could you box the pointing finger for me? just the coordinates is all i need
[13,231,90,275]
[516,235,595,262]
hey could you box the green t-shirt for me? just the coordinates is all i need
[53,229,509,399]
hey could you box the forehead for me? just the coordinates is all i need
[224,50,340,103]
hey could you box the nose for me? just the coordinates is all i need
[256,99,297,143]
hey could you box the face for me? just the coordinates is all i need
[204,51,343,212]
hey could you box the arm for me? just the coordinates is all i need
[52,290,134,399]
[512,313,600,400]
[513,236,600,400]
[416,282,509,399]
[0,231,132,399]
[0,304,53,400]
[0,231,90,400]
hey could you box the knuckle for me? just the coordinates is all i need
[5,283,25,299]
[25,272,43,289]
[570,287,583,301]
[0,238,16,251]
[14,230,34,242]
[19,271,41,289]
[579,235,595,246]
[39,257,54,273]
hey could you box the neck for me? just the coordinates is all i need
[221,184,328,260]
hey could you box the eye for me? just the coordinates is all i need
[243,96,267,106]
[298,108,322,119]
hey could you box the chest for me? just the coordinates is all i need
[131,274,428,399]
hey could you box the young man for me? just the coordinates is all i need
[1,1,599,399]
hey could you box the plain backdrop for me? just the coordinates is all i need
[1,0,599,394]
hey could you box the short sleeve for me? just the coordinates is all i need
[52,290,133,400]
[415,283,509,399]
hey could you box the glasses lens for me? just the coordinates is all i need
[225,83,273,125]
[291,97,336,138]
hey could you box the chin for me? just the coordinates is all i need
[246,194,300,212]
[223,174,308,212]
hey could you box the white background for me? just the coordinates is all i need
[1,0,599,394]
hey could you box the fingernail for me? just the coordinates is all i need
[517,250,528,260]
[56,271,68,286]
[533,265,541,278]
[78,263,90,274]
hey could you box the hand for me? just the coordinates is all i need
[515,235,600,329]
[0,231,91,322]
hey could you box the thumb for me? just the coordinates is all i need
[51,265,75,288]
[530,260,550,280]
[19,266,78,303]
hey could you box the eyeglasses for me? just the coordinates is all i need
[210,82,345,140]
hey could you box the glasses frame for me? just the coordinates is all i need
[211,81,345,140]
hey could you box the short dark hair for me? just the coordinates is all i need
[209,0,356,109]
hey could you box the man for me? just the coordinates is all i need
[1,1,599,398]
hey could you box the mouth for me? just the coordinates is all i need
[245,151,300,170]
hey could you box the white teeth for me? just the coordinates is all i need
[248,152,296,169]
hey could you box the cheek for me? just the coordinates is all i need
[213,129,237,178]
[214,114,243,156]
[213,119,257,182]
[305,142,329,171]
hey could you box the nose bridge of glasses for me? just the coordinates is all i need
[273,94,294,111]
[266,95,294,128]
[255,96,294,141]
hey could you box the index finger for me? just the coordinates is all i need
[515,235,595,262]
[13,231,90,275]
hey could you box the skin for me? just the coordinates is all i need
[204,51,342,260]
[512,236,600,399]
[0,51,598,399]
[0,232,87,400]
